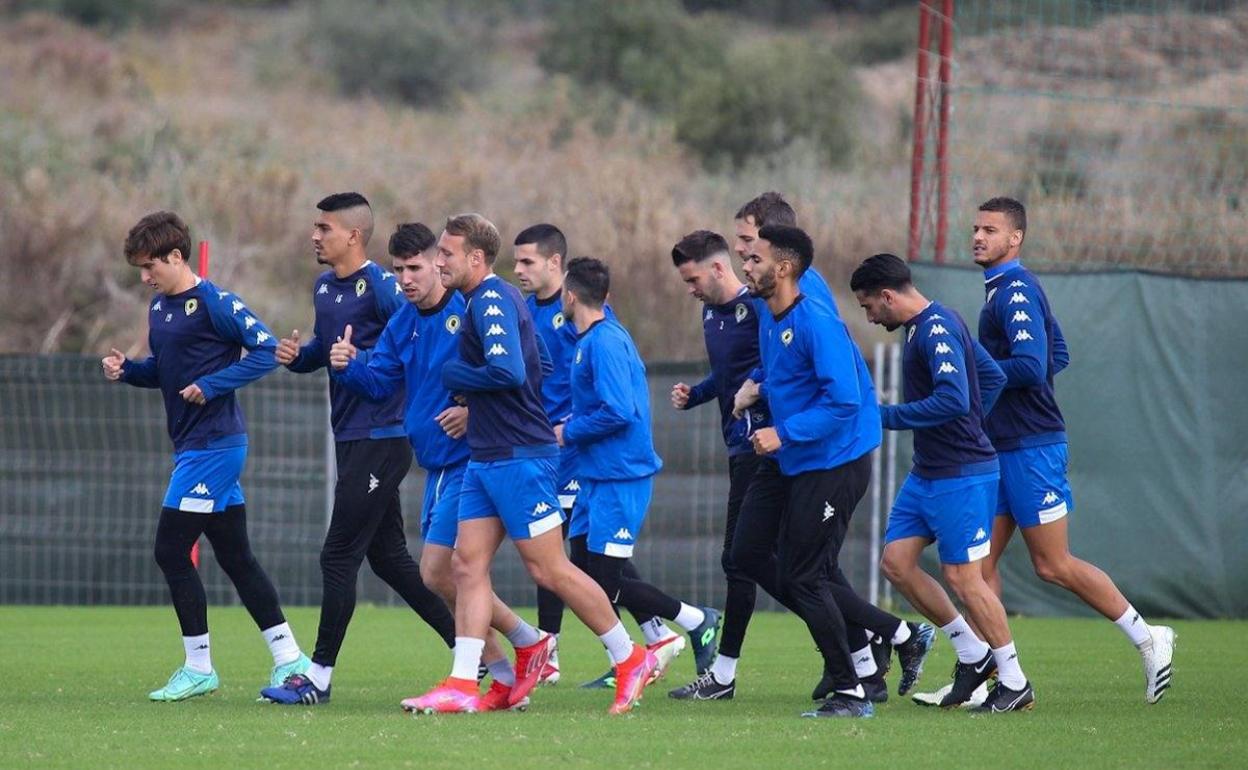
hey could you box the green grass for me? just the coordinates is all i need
[1,607,1243,769]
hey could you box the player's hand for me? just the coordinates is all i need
[671,382,691,409]
[732,378,760,418]
[276,329,301,366]
[329,325,357,371]
[435,405,468,439]
[179,383,206,405]
[553,422,565,447]
[751,426,780,455]
[101,348,125,381]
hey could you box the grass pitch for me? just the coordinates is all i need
[1,606,1242,769]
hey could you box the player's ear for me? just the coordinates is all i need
[166,248,183,265]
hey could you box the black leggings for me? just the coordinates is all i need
[718,452,761,658]
[569,535,668,627]
[153,504,286,637]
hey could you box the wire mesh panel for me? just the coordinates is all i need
[913,1,1248,275]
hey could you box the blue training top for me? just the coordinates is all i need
[442,274,558,462]
[884,301,1006,479]
[337,290,471,472]
[978,261,1069,451]
[562,316,663,481]
[122,278,277,453]
[684,287,773,457]
[286,261,406,442]
[758,292,881,476]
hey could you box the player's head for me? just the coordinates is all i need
[973,196,1026,269]
[512,223,567,297]
[671,230,736,305]
[124,210,194,294]
[734,191,797,259]
[314,192,373,266]
[437,213,501,291]
[850,253,915,332]
[743,224,812,300]
[562,256,610,322]
[388,222,442,308]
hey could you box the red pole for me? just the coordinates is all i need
[908,1,933,262]
[934,0,954,264]
[190,240,209,569]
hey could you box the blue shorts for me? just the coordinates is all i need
[570,477,651,558]
[996,443,1074,528]
[458,457,564,541]
[421,464,466,548]
[162,445,247,513]
[885,471,996,564]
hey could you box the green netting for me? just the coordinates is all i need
[910,263,1248,618]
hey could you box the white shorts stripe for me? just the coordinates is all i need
[966,539,991,563]
[527,510,564,539]
[558,494,576,509]
[603,542,635,558]
[178,497,215,514]
[1037,501,1068,525]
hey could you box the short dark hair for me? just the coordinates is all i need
[757,224,813,277]
[978,196,1027,235]
[850,253,912,295]
[671,230,730,266]
[124,211,191,265]
[513,223,567,262]
[388,222,436,258]
[316,191,374,245]
[736,191,797,227]
[564,256,610,308]
[444,213,502,265]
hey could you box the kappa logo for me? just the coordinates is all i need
[382,271,394,281]
[355,278,367,297]
[532,502,551,516]
[482,289,502,299]
[704,309,713,322]
[165,313,173,323]
[567,480,580,492]
[928,324,948,336]
[232,299,244,314]
[394,282,402,295]
[934,341,953,355]
[256,331,271,344]
[485,323,506,337]
[411,329,419,340]
[217,291,229,299]
[244,316,257,329]
[191,483,210,496]
[1011,311,1032,323]
[184,299,198,316]
[487,343,508,356]
[822,502,835,522]
[613,528,634,541]
[735,303,748,323]
[1008,292,1029,304]
[484,305,503,317]
[318,284,329,295]
[335,294,343,304]
[575,348,583,364]
[974,528,987,540]
[1013,329,1034,342]
[1009,280,1027,288]
[937,361,959,374]
[152,301,162,312]
[928,314,944,321]
[552,312,566,329]
[987,287,998,303]
[1042,491,1059,505]
[907,325,916,343]
[368,474,379,494]
[780,328,795,346]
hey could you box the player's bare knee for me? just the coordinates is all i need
[880,551,911,584]
[1032,555,1072,587]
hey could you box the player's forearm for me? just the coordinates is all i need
[997,354,1045,388]
[441,359,525,392]
[338,359,399,403]
[120,358,160,388]
[563,408,629,445]
[881,387,967,430]
[197,348,277,400]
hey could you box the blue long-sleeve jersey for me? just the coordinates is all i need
[286,261,406,442]
[884,301,1002,479]
[442,275,557,461]
[336,291,470,471]
[121,278,277,453]
[978,262,1068,451]
[759,294,881,476]
[562,317,663,481]
[684,287,773,457]
[749,265,840,385]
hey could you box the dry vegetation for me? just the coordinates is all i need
[0,4,1244,357]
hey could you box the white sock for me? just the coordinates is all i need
[306,663,332,690]
[836,684,866,699]
[941,615,991,663]
[183,634,212,674]
[641,618,675,645]
[992,642,1027,690]
[486,657,515,687]
[504,618,542,649]
[548,635,560,664]
[451,637,486,681]
[710,654,738,685]
[673,603,706,632]
[851,645,879,678]
[1113,604,1152,648]
[891,621,912,645]
[598,621,635,665]
[262,622,301,666]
